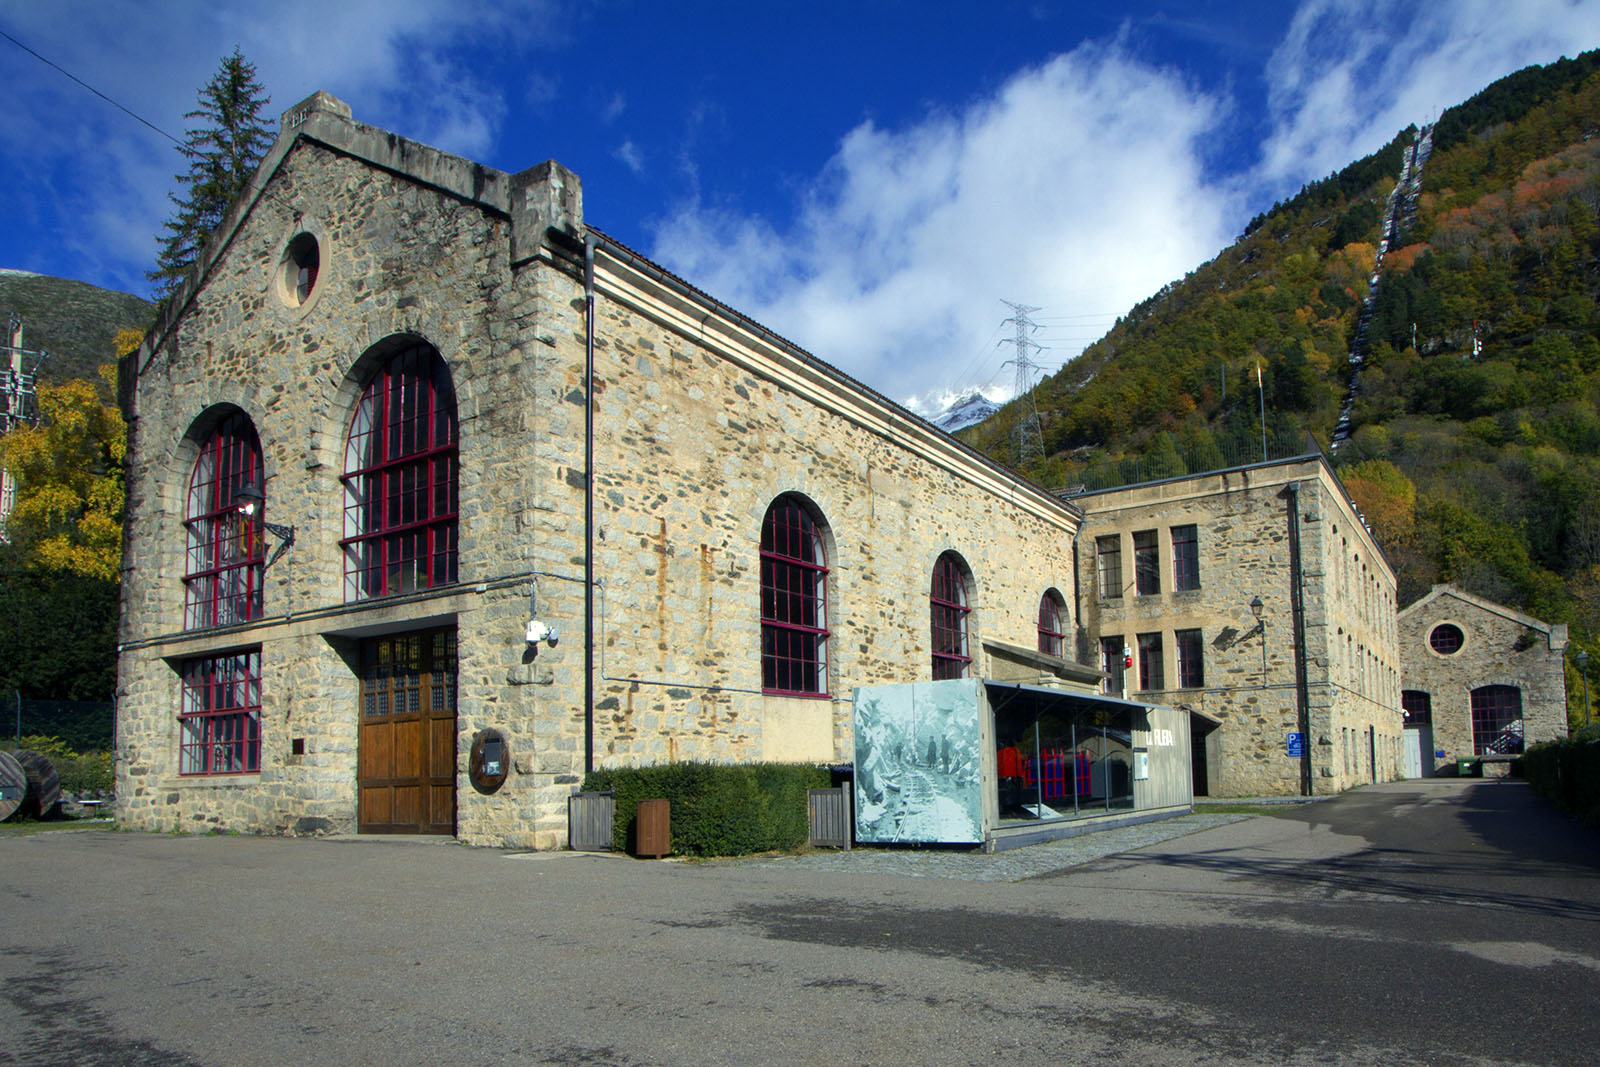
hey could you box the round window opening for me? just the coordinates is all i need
[1429,623,1464,655]
[278,232,320,307]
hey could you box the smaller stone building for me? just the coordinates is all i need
[1397,584,1568,776]
[1069,455,1404,797]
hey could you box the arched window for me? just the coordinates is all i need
[760,495,829,695]
[1471,685,1523,754]
[1037,589,1067,658]
[342,342,459,600]
[931,551,971,680]
[184,411,263,629]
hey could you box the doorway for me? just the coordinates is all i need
[357,627,457,833]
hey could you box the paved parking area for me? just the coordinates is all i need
[4,780,1599,1066]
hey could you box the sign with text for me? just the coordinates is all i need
[1286,732,1306,758]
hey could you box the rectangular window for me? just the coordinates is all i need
[1100,635,1125,695]
[1176,628,1204,688]
[1171,524,1200,590]
[179,648,262,776]
[1133,530,1160,595]
[1095,535,1122,598]
[1137,632,1164,691]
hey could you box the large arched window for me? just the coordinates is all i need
[760,495,829,695]
[184,411,263,629]
[931,551,972,680]
[1471,685,1524,754]
[1037,589,1067,658]
[342,342,459,600]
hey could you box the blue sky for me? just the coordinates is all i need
[1,0,1596,410]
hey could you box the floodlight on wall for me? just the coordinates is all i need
[233,482,296,569]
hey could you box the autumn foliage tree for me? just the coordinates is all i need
[0,364,126,581]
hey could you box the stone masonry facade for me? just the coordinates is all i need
[115,93,1080,849]
[1072,457,1405,796]
[1398,584,1568,773]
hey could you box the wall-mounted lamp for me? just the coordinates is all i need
[233,482,296,569]
[1248,595,1267,678]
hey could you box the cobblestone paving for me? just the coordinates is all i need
[749,811,1256,882]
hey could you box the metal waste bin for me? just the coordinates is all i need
[1456,757,1481,778]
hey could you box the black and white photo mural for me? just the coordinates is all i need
[853,679,984,844]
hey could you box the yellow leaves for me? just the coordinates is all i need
[113,328,145,358]
[0,364,126,580]
[1343,459,1417,548]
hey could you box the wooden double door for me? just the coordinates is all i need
[357,628,457,834]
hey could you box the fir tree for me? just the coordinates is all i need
[148,49,272,298]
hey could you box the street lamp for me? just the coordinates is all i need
[233,482,296,569]
[1249,596,1267,679]
[1579,649,1591,731]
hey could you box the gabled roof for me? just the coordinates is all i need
[1399,583,1563,641]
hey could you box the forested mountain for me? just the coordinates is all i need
[963,50,1600,674]
[0,271,153,384]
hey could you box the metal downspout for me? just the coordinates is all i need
[1286,482,1312,795]
[583,235,596,776]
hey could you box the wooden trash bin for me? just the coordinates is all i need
[635,797,670,858]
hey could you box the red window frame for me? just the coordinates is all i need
[760,495,829,695]
[1037,590,1067,658]
[1133,529,1160,595]
[931,552,971,680]
[1171,524,1200,590]
[184,412,264,629]
[1096,535,1122,598]
[1100,635,1125,694]
[179,648,262,776]
[1176,628,1204,688]
[342,343,459,600]
[1429,624,1464,654]
[1471,685,1523,755]
[1401,690,1432,727]
[1137,632,1164,690]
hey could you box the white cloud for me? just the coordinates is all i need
[1260,0,1600,192]
[647,41,1235,406]
[0,0,561,294]
[615,140,645,176]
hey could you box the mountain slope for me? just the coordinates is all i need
[0,271,154,383]
[962,50,1600,675]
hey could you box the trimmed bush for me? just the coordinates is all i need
[580,761,829,856]
[1523,732,1600,828]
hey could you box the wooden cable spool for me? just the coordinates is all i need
[0,751,24,822]
[5,750,61,819]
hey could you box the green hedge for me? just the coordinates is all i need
[580,761,830,856]
[1522,731,1600,828]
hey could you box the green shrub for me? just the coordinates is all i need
[580,761,829,856]
[1523,734,1600,828]
[11,734,114,796]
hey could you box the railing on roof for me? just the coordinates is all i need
[1058,428,1325,496]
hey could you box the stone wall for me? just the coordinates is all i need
[1398,585,1569,771]
[1073,458,1404,796]
[116,92,1084,849]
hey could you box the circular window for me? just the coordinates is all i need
[277,232,321,308]
[1429,623,1464,655]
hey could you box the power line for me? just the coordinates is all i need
[0,27,180,145]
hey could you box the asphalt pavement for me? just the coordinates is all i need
[3,778,1598,1066]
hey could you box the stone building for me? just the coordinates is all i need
[1396,584,1568,776]
[1068,455,1405,796]
[113,93,1088,848]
